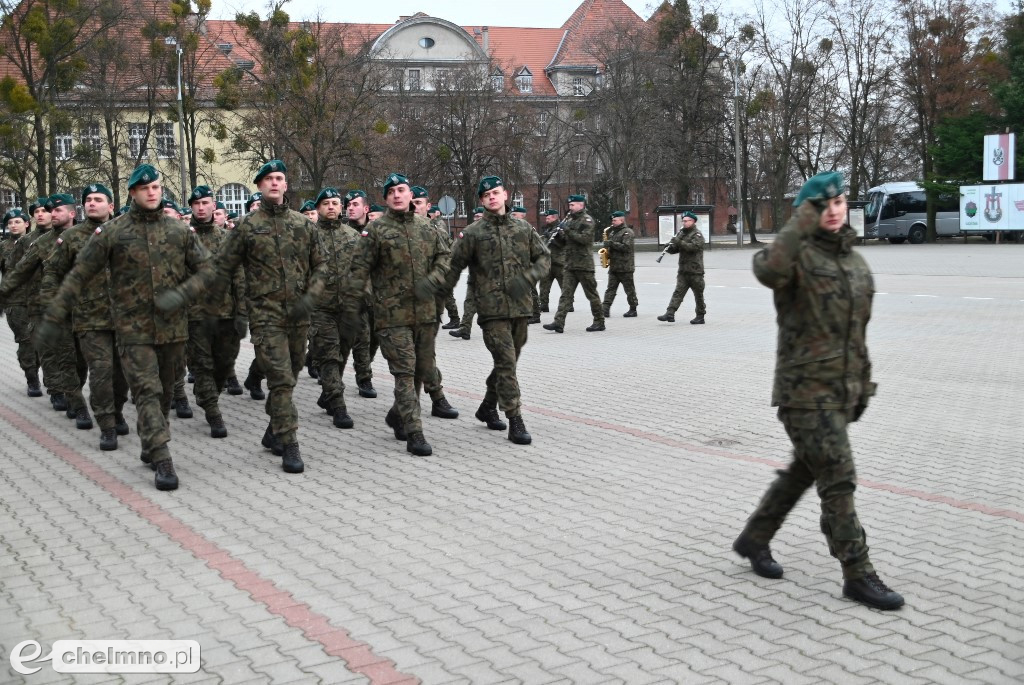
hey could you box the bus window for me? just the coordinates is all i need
[865,193,882,222]
[897,191,927,214]
[936,192,960,213]
[880,196,897,220]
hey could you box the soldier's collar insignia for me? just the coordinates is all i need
[458,232,464,239]
[360,230,369,237]
[94,227,102,234]
[56,237,63,244]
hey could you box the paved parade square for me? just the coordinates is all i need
[2,243,1022,684]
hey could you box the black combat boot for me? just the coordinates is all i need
[475,402,507,431]
[261,424,284,456]
[623,307,637,318]
[187,371,195,383]
[154,459,179,491]
[385,407,407,440]
[305,351,318,379]
[540,304,549,312]
[244,373,265,400]
[317,392,330,412]
[333,407,354,429]
[140,449,153,468]
[690,315,705,324]
[225,376,243,395]
[528,315,541,324]
[431,397,459,419]
[542,322,563,333]
[657,312,675,323]
[602,304,611,318]
[52,393,68,412]
[508,415,532,445]
[65,404,76,419]
[208,415,227,438]
[843,573,904,610]
[357,379,377,398]
[448,328,470,340]
[175,397,193,418]
[99,428,118,451]
[406,431,432,457]
[282,442,304,473]
[26,374,42,397]
[115,413,130,435]
[75,406,93,430]
[441,318,461,329]
[586,321,606,332]
[732,533,784,579]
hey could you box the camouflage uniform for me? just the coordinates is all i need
[347,218,377,386]
[551,210,604,327]
[1,233,40,382]
[538,222,565,310]
[42,205,214,464]
[183,201,327,446]
[310,216,360,411]
[664,226,706,316]
[346,207,451,434]
[448,210,550,417]
[601,224,638,310]
[430,217,459,322]
[186,218,246,423]
[41,217,129,431]
[739,211,877,580]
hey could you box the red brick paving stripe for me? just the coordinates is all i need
[444,387,1024,525]
[0,406,420,685]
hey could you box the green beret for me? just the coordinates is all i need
[473,206,484,214]
[682,211,698,221]
[161,198,180,213]
[344,189,367,205]
[299,200,316,213]
[181,208,192,217]
[511,206,526,213]
[315,187,341,206]
[477,175,503,197]
[227,211,238,220]
[568,194,586,203]
[188,185,213,205]
[544,209,559,216]
[82,183,113,204]
[429,205,440,214]
[254,159,286,184]
[793,170,845,207]
[215,201,226,211]
[611,210,625,218]
[410,186,428,199]
[3,208,26,226]
[127,164,159,189]
[49,193,76,209]
[369,204,384,213]
[382,173,408,197]
[245,192,262,212]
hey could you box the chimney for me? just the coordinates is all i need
[482,26,489,55]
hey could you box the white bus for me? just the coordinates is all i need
[863,182,960,243]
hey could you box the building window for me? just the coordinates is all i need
[516,68,532,93]
[128,123,148,158]
[433,69,450,88]
[0,187,21,210]
[573,119,584,136]
[572,77,586,96]
[419,37,435,49]
[491,68,504,91]
[155,122,175,159]
[407,69,420,91]
[660,190,675,205]
[539,190,551,213]
[624,189,631,212]
[513,191,524,207]
[54,132,74,160]
[81,123,102,153]
[457,199,466,217]
[595,156,604,174]
[216,183,249,216]
[575,151,586,174]
[691,186,706,204]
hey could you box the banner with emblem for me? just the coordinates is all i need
[958,183,1024,232]
[983,133,1015,181]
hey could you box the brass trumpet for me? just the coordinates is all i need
[598,227,610,269]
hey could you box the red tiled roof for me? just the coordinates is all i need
[551,0,644,68]
[466,27,565,96]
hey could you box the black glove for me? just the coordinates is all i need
[602,240,611,248]
[288,293,316,322]
[413,277,440,302]
[33,318,62,350]
[234,316,248,339]
[852,401,868,422]
[504,274,532,299]
[155,288,187,313]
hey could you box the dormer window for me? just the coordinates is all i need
[491,68,504,91]
[516,67,533,93]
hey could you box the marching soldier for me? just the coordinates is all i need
[447,176,549,445]
[538,209,565,313]
[239,195,267,401]
[449,206,487,340]
[427,203,460,328]
[657,211,706,324]
[245,192,262,214]
[368,204,384,222]
[300,200,318,223]
[733,171,904,610]
[543,195,605,333]
[1,208,42,397]
[344,173,454,457]
[510,205,543,324]
[601,210,638,317]
[214,199,246,397]
[159,199,196,417]
[40,184,130,450]
[38,165,216,491]
[163,160,329,475]
[345,190,378,399]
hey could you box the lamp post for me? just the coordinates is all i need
[165,37,189,201]
[727,50,744,247]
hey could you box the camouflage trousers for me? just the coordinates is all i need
[310,309,356,411]
[553,269,604,327]
[36,316,87,410]
[459,284,477,331]
[118,342,185,463]
[173,371,188,401]
[438,292,459,322]
[376,323,438,434]
[531,285,541,318]
[741,408,874,580]
[4,305,39,379]
[247,357,265,384]
[602,270,639,309]
[667,272,706,316]
[538,262,564,309]
[481,317,528,418]
[352,298,377,385]
[78,330,128,430]
[188,319,241,420]
[252,325,308,445]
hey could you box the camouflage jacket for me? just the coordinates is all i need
[753,219,875,411]
[0,233,32,306]
[604,224,635,273]
[447,209,550,323]
[346,207,451,330]
[187,201,328,330]
[314,217,360,312]
[188,219,246,321]
[40,218,114,332]
[665,227,704,274]
[430,217,453,249]
[0,225,62,315]
[556,210,597,272]
[541,222,566,266]
[44,205,213,345]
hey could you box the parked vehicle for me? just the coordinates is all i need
[863,182,960,243]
